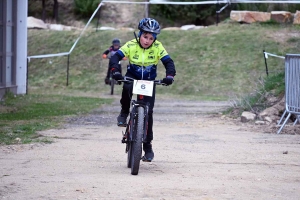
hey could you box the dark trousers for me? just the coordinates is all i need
[121,73,156,143]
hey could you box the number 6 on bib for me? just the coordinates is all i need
[132,80,154,97]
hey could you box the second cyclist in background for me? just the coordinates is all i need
[103,38,123,85]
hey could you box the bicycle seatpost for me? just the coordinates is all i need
[138,95,144,100]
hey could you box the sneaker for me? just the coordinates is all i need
[142,143,154,162]
[104,77,109,85]
[117,110,129,127]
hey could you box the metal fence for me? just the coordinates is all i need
[277,54,300,134]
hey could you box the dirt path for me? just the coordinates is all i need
[1,98,300,200]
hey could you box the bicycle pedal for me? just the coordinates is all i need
[117,123,127,127]
[141,156,152,162]
[121,138,127,143]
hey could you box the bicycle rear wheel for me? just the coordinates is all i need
[110,79,115,95]
[131,106,144,175]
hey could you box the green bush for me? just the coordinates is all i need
[74,0,99,18]
[235,72,285,113]
[150,0,218,26]
[150,1,300,26]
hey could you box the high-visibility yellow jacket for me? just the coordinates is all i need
[110,39,176,80]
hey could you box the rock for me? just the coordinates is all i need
[192,26,205,30]
[14,138,21,143]
[241,111,256,122]
[260,97,285,119]
[181,25,196,30]
[220,115,226,119]
[118,27,135,31]
[48,24,74,31]
[48,24,77,31]
[267,96,278,104]
[230,10,271,24]
[260,107,279,118]
[162,27,181,31]
[166,25,204,31]
[264,116,273,123]
[255,120,266,125]
[48,24,64,31]
[97,26,116,30]
[27,16,47,29]
[271,11,293,23]
[294,10,300,24]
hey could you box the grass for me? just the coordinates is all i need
[4,22,298,145]
[27,22,300,100]
[0,92,112,145]
[228,72,285,115]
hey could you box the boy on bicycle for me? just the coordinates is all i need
[109,18,176,162]
[102,38,122,84]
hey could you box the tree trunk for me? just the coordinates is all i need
[42,0,46,22]
[53,0,59,22]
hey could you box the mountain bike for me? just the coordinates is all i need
[119,76,165,175]
[103,58,126,95]
[109,61,122,95]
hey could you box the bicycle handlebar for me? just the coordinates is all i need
[118,76,166,86]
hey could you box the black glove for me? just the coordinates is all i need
[162,76,174,85]
[112,71,123,81]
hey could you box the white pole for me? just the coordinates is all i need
[16,0,28,95]
[102,0,300,4]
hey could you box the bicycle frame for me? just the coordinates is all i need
[121,77,164,148]
[119,76,165,175]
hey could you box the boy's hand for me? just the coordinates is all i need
[162,76,174,85]
[102,54,107,59]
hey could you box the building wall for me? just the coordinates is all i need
[0,0,27,98]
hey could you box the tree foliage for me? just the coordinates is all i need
[74,0,99,18]
[150,1,300,26]
[28,0,59,22]
[150,0,218,26]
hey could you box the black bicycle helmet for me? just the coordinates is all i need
[138,18,161,34]
[112,38,120,45]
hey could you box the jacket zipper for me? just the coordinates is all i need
[142,48,145,80]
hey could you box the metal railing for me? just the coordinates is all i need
[277,54,300,134]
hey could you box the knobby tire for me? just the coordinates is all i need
[127,120,132,168]
[110,79,115,95]
[127,142,132,168]
[131,106,144,175]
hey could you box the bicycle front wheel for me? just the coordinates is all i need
[131,106,144,175]
[127,141,132,168]
[110,79,115,95]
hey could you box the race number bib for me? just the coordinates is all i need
[132,80,154,97]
